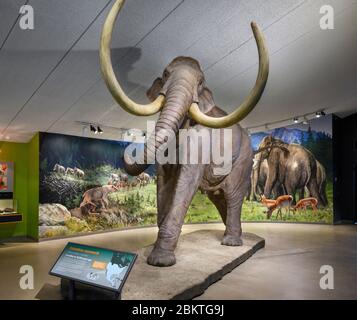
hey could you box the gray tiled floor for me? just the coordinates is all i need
[0,223,356,300]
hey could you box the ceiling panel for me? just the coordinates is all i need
[220,2,357,129]
[48,0,183,134]
[206,0,356,105]
[0,0,26,46]
[0,0,356,142]
[3,0,183,141]
[5,0,111,51]
[0,0,111,137]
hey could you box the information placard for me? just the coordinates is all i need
[50,242,137,293]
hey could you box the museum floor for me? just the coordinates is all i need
[0,223,356,300]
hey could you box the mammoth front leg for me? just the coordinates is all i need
[156,165,179,227]
[148,165,203,267]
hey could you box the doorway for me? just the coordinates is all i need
[354,164,357,223]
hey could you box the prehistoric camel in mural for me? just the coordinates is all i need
[99,0,269,266]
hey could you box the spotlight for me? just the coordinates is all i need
[97,126,103,134]
[90,125,97,133]
[293,117,299,124]
[315,111,326,118]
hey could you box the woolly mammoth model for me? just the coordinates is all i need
[100,0,269,266]
[257,136,324,206]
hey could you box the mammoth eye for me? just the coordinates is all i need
[163,70,170,80]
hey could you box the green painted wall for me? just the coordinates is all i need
[0,134,39,240]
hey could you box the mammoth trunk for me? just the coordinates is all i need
[124,80,192,176]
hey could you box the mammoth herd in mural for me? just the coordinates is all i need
[249,136,328,213]
[250,136,328,204]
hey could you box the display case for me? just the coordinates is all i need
[0,199,21,223]
[0,198,17,214]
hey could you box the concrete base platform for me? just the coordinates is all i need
[37,230,265,300]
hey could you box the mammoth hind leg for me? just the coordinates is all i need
[306,178,324,208]
[207,191,227,225]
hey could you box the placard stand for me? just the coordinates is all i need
[68,280,76,300]
[61,278,121,300]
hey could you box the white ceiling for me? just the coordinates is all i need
[0,0,357,142]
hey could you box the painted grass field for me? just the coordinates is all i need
[109,181,334,225]
[40,178,333,238]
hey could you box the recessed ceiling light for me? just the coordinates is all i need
[293,117,299,123]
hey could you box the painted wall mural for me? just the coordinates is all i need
[39,133,155,238]
[39,117,333,238]
[247,115,333,223]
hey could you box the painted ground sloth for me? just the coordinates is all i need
[80,185,118,213]
[100,0,269,266]
[257,136,325,206]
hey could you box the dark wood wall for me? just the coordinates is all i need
[333,113,357,223]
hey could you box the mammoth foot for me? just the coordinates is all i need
[147,248,176,267]
[222,234,243,246]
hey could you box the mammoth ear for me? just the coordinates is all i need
[146,77,164,102]
[198,87,216,114]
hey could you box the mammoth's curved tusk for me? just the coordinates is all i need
[100,0,164,116]
[189,22,269,128]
